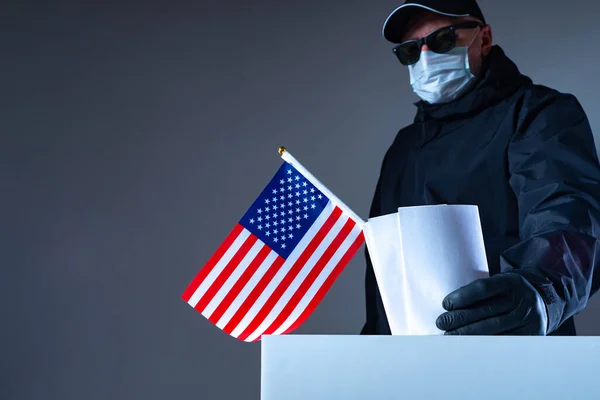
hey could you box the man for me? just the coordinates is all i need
[361,0,600,336]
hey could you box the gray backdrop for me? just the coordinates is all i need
[4,1,599,399]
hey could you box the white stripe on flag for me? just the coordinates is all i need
[229,201,335,338]
[244,211,349,342]
[215,249,279,329]
[187,229,251,308]
[202,239,265,319]
[272,224,362,335]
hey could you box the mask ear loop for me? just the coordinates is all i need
[465,26,482,49]
[464,27,482,75]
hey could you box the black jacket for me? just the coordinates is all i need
[361,45,600,336]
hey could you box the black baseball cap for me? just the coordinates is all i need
[382,0,487,43]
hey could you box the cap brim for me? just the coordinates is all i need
[382,4,469,43]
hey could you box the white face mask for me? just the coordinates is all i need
[408,30,481,104]
[408,46,477,104]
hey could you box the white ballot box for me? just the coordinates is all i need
[261,334,600,400]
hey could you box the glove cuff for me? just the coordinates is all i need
[504,270,564,334]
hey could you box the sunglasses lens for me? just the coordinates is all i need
[428,27,456,53]
[395,41,421,65]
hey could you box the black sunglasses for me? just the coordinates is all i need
[393,21,482,66]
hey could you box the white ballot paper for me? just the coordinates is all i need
[363,205,489,335]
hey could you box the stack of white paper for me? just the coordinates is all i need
[363,205,489,335]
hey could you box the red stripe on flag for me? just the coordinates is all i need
[223,255,286,335]
[236,207,343,341]
[181,224,245,302]
[260,217,356,337]
[208,244,271,324]
[280,232,365,336]
[195,234,259,313]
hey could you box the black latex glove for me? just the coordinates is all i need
[436,272,549,335]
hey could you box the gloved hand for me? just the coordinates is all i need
[436,272,549,335]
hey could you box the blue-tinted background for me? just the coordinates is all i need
[3,1,599,399]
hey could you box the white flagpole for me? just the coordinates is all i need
[278,146,366,227]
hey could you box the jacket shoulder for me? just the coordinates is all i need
[389,122,420,151]
[512,81,588,139]
[517,82,585,116]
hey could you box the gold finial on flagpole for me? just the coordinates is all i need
[278,146,287,156]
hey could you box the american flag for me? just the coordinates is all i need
[182,156,364,342]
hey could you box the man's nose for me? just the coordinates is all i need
[421,44,431,51]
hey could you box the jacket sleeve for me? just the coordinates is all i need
[502,91,600,334]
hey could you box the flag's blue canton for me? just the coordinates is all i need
[240,162,330,259]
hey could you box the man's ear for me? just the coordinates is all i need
[481,24,493,56]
